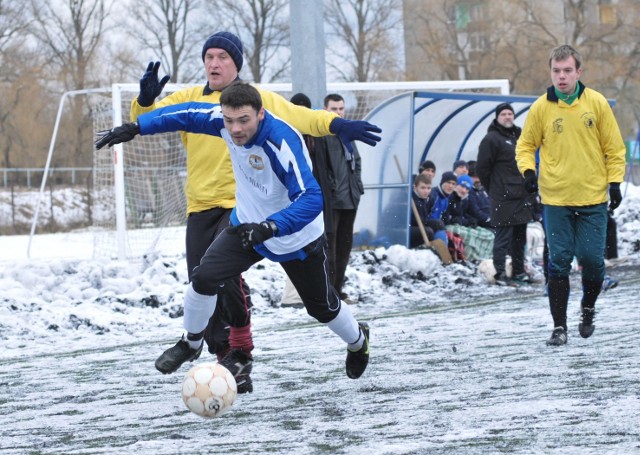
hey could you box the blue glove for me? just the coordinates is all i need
[227,221,276,249]
[609,183,622,213]
[523,170,538,193]
[137,61,170,107]
[329,117,382,147]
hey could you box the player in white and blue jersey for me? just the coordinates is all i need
[96,82,382,381]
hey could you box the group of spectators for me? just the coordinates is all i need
[408,103,536,286]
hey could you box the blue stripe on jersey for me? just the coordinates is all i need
[259,124,323,237]
[138,102,225,136]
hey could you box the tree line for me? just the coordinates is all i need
[1,0,638,187]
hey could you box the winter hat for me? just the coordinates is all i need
[202,31,244,71]
[419,160,436,173]
[440,171,457,185]
[457,174,474,190]
[467,160,477,177]
[495,102,514,118]
[452,159,468,171]
[290,93,312,108]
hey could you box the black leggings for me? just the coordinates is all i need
[193,231,341,324]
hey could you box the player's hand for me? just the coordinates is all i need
[95,122,141,149]
[137,61,170,107]
[329,117,382,147]
[227,221,276,249]
[609,183,622,213]
[523,170,538,193]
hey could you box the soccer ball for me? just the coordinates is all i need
[181,362,237,418]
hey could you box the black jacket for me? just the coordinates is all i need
[476,120,533,227]
[317,136,364,211]
[443,191,486,228]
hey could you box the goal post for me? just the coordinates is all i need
[29,79,509,260]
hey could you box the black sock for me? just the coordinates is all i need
[548,277,570,330]
[582,279,602,311]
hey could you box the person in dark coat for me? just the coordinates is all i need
[476,103,533,285]
[443,174,483,227]
[467,160,492,226]
[318,93,365,301]
[410,174,447,247]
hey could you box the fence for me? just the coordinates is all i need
[1,167,93,188]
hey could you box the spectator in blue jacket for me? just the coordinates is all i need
[410,174,447,248]
[429,171,457,221]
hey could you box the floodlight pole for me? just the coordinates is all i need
[290,0,327,109]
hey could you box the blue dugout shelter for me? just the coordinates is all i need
[353,90,539,249]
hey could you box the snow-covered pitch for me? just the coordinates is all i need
[1,183,640,454]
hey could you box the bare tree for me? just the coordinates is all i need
[125,0,202,83]
[324,0,403,82]
[28,0,111,168]
[0,0,53,230]
[200,0,290,83]
[0,0,30,53]
[30,0,109,91]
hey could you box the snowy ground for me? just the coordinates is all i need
[1,182,640,454]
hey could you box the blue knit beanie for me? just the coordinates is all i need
[201,31,243,71]
[456,174,474,190]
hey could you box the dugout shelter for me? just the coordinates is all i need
[353,91,540,249]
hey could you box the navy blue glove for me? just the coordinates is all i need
[227,221,276,249]
[609,183,622,213]
[95,122,140,149]
[137,61,170,107]
[523,170,538,193]
[329,117,382,147]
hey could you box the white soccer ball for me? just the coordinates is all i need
[181,362,237,418]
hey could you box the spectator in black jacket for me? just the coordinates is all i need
[444,175,483,227]
[443,174,495,261]
[319,93,364,301]
[476,103,534,285]
[468,160,491,223]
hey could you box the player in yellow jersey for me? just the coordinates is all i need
[516,45,625,346]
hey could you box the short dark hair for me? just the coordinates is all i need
[467,160,477,177]
[220,82,262,111]
[324,93,344,107]
[290,93,312,108]
[549,44,582,70]
[413,173,432,186]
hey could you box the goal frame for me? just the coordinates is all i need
[29,79,509,260]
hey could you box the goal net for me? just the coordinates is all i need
[85,79,509,260]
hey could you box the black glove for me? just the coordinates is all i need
[329,117,382,147]
[609,183,622,213]
[467,218,478,228]
[227,221,276,249]
[523,170,538,193]
[137,61,170,107]
[95,122,141,149]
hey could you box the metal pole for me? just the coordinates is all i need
[112,84,128,260]
[290,0,327,109]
